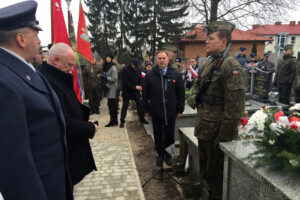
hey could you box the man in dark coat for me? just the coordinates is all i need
[142,51,185,166]
[0,2,73,200]
[120,58,148,128]
[40,43,97,185]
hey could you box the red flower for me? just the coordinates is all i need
[240,117,248,127]
[291,124,298,130]
[289,116,300,124]
[274,111,284,121]
[262,106,266,109]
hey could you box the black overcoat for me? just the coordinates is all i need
[0,48,73,200]
[121,64,142,99]
[142,64,185,119]
[40,63,97,185]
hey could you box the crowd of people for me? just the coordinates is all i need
[1,1,300,200]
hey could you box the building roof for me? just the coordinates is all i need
[181,25,273,43]
[250,21,300,35]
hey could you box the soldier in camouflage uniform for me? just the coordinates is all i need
[293,60,300,103]
[83,58,103,114]
[274,44,297,105]
[188,21,246,200]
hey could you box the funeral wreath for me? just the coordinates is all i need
[242,105,300,171]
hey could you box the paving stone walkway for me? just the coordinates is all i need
[73,99,145,200]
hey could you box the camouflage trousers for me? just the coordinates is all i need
[87,88,102,112]
[198,139,224,200]
[278,83,292,105]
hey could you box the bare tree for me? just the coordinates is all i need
[189,0,300,27]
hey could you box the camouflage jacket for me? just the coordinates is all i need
[114,62,123,90]
[83,63,102,90]
[188,54,246,141]
[293,61,300,90]
[275,54,297,84]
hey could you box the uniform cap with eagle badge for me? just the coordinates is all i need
[204,21,235,36]
[0,1,42,31]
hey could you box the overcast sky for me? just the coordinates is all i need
[1,0,300,46]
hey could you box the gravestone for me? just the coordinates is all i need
[245,69,251,93]
[252,68,273,102]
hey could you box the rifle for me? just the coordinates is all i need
[196,43,232,106]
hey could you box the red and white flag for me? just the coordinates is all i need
[188,66,198,78]
[141,72,146,78]
[51,0,82,102]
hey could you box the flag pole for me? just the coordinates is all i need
[51,0,54,45]
[66,0,72,35]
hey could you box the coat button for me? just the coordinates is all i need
[26,75,31,81]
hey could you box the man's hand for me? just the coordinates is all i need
[136,85,142,91]
[97,74,101,78]
[145,113,150,117]
[89,120,98,133]
[177,113,182,118]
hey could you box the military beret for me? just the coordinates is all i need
[0,1,42,31]
[175,57,181,62]
[284,44,294,51]
[240,47,246,51]
[250,53,256,58]
[205,21,235,36]
[162,44,178,53]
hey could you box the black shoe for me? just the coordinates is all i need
[156,155,163,166]
[105,121,114,127]
[120,122,124,128]
[140,119,149,124]
[90,110,95,115]
[95,110,100,114]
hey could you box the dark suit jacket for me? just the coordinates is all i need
[142,65,185,119]
[40,63,97,185]
[0,48,73,200]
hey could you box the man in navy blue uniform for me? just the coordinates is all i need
[0,1,73,200]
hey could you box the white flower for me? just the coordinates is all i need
[268,139,275,145]
[289,159,299,167]
[245,110,268,135]
[289,103,300,111]
[270,123,285,135]
[277,116,289,126]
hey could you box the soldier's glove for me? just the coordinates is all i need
[195,93,202,106]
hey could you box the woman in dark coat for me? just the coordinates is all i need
[40,43,97,185]
[98,52,118,127]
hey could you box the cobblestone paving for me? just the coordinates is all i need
[73,99,145,200]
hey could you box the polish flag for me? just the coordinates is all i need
[141,72,146,78]
[188,66,198,78]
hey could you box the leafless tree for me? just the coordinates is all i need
[189,0,300,27]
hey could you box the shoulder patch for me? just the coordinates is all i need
[232,71,239,75]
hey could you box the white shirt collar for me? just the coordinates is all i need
[0,47,36,72]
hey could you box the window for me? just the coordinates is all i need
[277,34,287,53]
[291,36,296,44]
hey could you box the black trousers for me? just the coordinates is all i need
[152,117,175,156]
[294,89,300,103]
[107,98,118,123]
[120,93,144,123]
